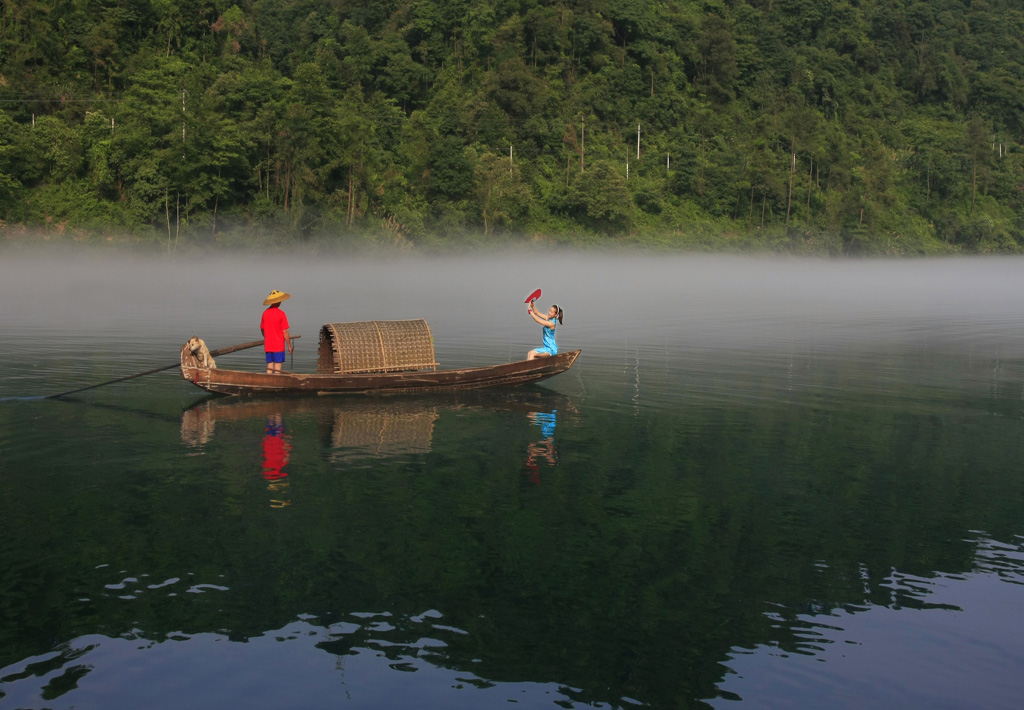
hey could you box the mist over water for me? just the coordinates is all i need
[3,250,1024,709]
[5,251,1024,402]
[8,250,1024,336]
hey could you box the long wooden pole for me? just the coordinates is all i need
[47,336,301,399]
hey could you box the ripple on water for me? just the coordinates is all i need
[712,536,1024,709]
[0,614,633,710]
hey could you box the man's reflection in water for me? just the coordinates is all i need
[261,413,291,508]
[525,409,557,484]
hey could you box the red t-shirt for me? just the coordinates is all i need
[260,307,290,352]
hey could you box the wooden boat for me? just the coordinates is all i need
[181,319,580,397]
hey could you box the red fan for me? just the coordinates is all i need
[524,288,542,304]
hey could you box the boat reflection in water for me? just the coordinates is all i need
[325,399,438,461]
[182,396,441,459]
[181,390,574,473]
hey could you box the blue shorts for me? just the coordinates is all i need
[534,346,557,356]
[266,351,286,363]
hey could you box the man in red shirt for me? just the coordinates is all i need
[260,290,294,374]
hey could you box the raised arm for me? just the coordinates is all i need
[528,304,554,327]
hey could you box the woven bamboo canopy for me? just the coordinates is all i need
[318,319,437,374]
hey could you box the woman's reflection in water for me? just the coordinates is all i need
[261,413,291,508]
[525,409,557,484]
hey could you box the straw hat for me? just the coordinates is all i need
[263,290,291,306]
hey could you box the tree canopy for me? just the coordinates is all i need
[1,0,1023,253]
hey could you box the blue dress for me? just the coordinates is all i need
[536,321,558,356]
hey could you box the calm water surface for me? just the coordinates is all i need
[2,252,1024,709]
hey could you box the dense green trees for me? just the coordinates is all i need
[1,0,1022,252]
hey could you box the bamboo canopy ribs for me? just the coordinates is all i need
[181,319,580,396]
[317,320,438,374]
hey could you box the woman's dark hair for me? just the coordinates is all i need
[553,305,563,325]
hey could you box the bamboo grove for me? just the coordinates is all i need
[1,0,1023,253]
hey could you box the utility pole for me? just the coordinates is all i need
[581,118,586,172]
[785,145,795,227]
[637,122,641,159]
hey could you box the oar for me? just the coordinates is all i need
[47,336,301,399]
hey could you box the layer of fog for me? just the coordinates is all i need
[5,251,1024,364]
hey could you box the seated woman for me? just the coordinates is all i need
[526,301,563,360]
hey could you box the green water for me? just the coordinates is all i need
[2,254,1024,709]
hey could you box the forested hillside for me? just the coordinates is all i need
[1,0,1023,253]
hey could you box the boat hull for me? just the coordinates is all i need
[181,345,580,396]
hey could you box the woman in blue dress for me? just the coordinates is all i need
[526,301,563,360]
